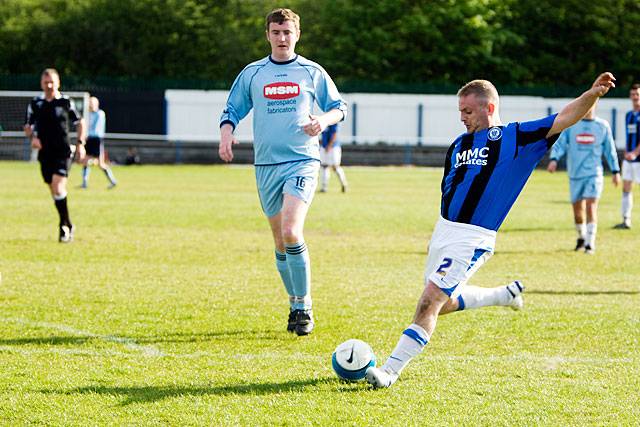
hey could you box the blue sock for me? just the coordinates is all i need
[275,251,295,309]
[286,242,311,310]
[82,166,90,186]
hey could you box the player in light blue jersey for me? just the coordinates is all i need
[80,96,117,189]
[366,73,616,389]
[219,8,347,336]
[614,84,640,229]
[547,104,620,254]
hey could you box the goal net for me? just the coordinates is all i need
[0,90,90,160]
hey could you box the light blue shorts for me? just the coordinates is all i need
[255,160,320,218]
[569,176,603,203]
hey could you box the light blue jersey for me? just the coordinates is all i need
[549,117,620,179]
[220,55,347,166]
[88,109,106,138]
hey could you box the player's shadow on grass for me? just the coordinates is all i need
[526,290,640,296]
[44,378,335,405]
[0,336,90,346]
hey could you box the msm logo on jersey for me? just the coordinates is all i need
[455,146,489,167]
[263,82,300,100]
[576,133,595,144]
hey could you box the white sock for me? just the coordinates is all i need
[321,167,330,190]
[335,166,347,188]
[586,222,597,248]
[575,222,586,239]
[457,282,522,310]
[383,323,429,375]
[622,192,632,223]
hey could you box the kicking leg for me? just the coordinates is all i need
[366,281,447,388]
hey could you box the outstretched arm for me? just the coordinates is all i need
[547,72,616,138]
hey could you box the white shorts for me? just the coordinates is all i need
[320,146,342,166]
[622,160,640,183]
[424,217,496,298]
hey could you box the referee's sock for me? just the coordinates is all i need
[53,192,71,227]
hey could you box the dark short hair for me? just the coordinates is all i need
[266,8,300,32]
[630,83,640,91]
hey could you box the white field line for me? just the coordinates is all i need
[1,318,165,357]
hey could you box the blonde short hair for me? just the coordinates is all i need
[457,79,499,105]
[41,68,60,81]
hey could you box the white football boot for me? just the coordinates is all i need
[506,280,524,311]
[365,366,398,389]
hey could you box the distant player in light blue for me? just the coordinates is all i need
[319,123,348,192]
[81,96,117,189]
[547,104,620,254]
[366,73,616,389]
[219,8,347,336]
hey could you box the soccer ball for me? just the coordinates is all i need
[331,339,376,381]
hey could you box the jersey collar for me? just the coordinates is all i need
[269,54,298,65]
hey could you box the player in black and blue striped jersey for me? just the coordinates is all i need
[614,84,640,229]
[366,72,616,389]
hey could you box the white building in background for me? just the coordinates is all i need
[166,89,631,148]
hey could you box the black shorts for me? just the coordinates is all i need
[39,155,72,184]
[86,136,104,157]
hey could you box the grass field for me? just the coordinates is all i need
[0,161,638,425]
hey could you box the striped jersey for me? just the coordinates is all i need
[625,110,640,162]
[441,114,559,231]
[549,117,619,179]
[88,109,106,138]
[220,55,347,165]
[321,124,339,148]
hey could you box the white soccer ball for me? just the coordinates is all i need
[331,339,376,381]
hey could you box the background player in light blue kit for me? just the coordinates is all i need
[319,123,348,192]
[366,73,616,389]
[219,8,347,336]
[81,96,117,189]
[547,104,620,254]
[615,84,640,229]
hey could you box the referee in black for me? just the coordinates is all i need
[24,68,86,243]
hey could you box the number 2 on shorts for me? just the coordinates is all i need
[436,257,453,274]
